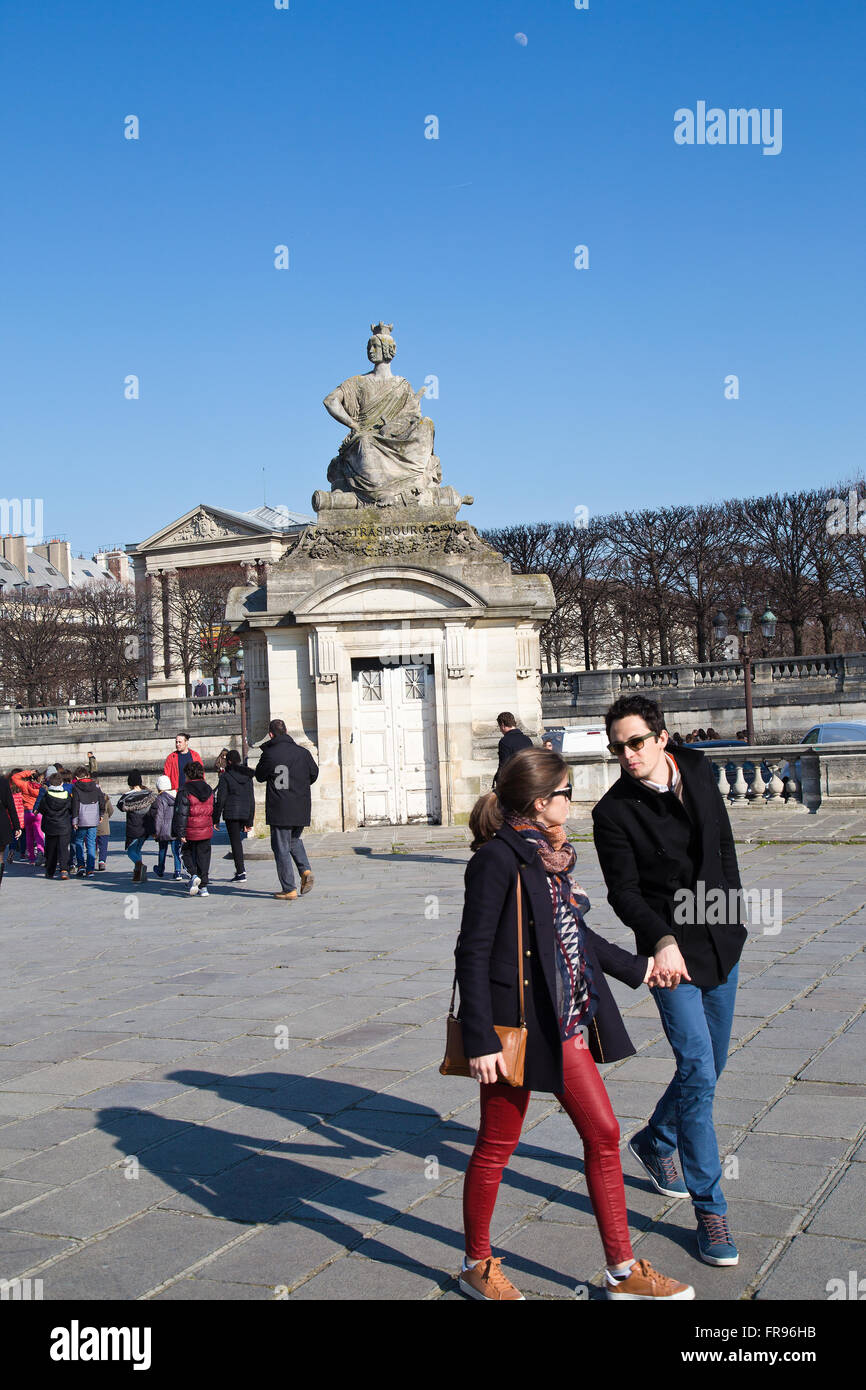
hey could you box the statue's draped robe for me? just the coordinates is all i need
[328,374,438,502]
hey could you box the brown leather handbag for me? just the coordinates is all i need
[440,873,528,1087]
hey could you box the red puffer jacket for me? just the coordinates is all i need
[11,770,41,812]
[171,782,214,841]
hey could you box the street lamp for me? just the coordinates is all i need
[235,645,248,763]
[218,653,230,695]
[712,605,777,745]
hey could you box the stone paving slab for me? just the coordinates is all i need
[0,827,863,1302]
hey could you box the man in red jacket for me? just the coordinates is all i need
[164,733,202,791]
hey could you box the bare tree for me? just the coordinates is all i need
[0,589,70,706]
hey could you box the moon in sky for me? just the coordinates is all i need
[514,32,528,47]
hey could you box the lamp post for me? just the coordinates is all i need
[235,645,248,763]
[219,648,248,761]
[712,605,777,745]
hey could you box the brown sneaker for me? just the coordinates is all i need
[273,890,298,900]
[300,870,314,895]
[604,1257,694,1300]
[458,1256,525,1301]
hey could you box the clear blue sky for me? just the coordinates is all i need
[1,0,864,555]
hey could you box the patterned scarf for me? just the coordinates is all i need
[504,812,597,1040]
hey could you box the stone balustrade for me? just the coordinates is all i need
[542,651,866,739]
[559,742,866,812]
[0,693,252,750]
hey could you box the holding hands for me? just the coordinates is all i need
[647,943,691,990]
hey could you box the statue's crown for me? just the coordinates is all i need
[370,321,394,337]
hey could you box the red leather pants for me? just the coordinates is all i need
[462,1032,633,1266]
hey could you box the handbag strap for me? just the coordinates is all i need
[449,868,526,1025]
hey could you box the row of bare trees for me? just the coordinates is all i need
[483,481,866,671]
[0,564,247,707]
[0,582,144,707]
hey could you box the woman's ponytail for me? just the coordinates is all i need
[469,791,503,851]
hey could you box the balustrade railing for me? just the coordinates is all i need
[618,667,679,690]
[699,745,808,807]
[17,708,59,728]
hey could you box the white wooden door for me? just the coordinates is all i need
[352,662,441,826]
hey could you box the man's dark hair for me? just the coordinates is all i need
[73,765,89,778]
[127,770,142,787]
[226,749,242,766]
[604,694,666,739]
[496,712,517,730]
[697,727,707,740]
[48,773,64,787]
[177,731,191,742]
[269,719,287,737]
[185,761,205,780]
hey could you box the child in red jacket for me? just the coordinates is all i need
[170,761,214,897]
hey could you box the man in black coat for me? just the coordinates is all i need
[592,694,746,1270]
[255,719,319,901]
[493,712,532,788]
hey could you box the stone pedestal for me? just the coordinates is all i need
[228,500,554,832]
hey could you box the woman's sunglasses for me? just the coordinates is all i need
[607,733,658,756]
[547,786,573,800]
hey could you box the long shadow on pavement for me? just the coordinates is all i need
[96,1069,685,1297]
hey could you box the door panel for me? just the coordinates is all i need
[352,661,441,825]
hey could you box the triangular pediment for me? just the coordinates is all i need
[136,506,273,551]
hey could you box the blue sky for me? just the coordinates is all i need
[1,0,864,555]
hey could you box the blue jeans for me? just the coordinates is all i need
[74,826,98,873]
[126,836,146,865]
[646,962,739,1216]
[157,838,183,875]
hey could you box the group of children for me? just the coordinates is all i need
[6,764,113,878]
[4,751,255,897]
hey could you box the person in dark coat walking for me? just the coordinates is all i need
[492,712,532,788]
[592,694,747,1270]
[454,747,692,1303]
[254,719,319,900]
[35,773,74,879]
[0,773,22,886]
[213,750,256,881]
[171,761,214,897]
[116,772,157,883]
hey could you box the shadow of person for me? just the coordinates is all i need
[352,846,470,866]
[95,1070,665,1297]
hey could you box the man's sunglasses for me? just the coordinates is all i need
[547,786,573,800]
[607,733,658,756]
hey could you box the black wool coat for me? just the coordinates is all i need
[0,777,20,848]
[454,822,649,1092]
[254,734,319,828]
[591,743,747,988]
[213,765,256,825]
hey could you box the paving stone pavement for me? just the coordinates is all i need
[0,814,863,1302]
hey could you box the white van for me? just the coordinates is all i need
[543,726,609,755]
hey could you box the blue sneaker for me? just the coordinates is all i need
[696,1212,739,1266]
[628,1128,688,1198]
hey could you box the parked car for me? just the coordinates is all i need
[781,721,866,781]
[542,725,609,755]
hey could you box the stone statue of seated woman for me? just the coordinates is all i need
[323,323,442,507]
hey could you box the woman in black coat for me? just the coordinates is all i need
[0,774,22,886]
[213,750,256,880]
[455,748,692,1303]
